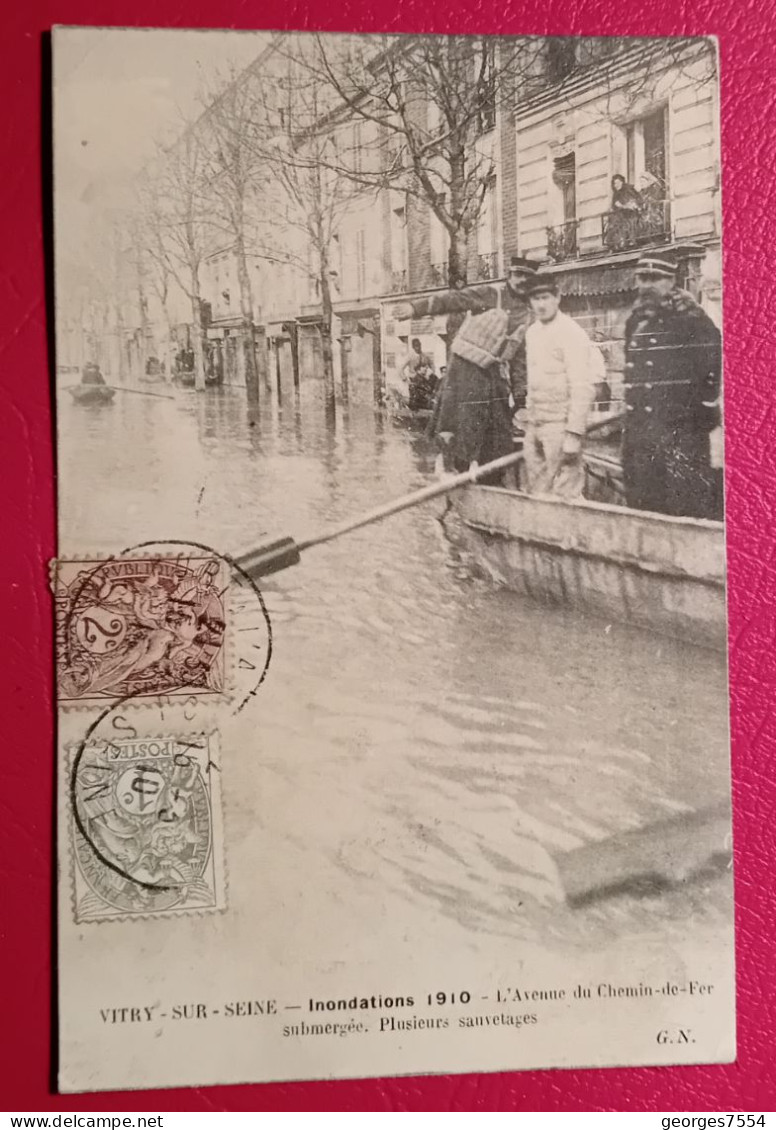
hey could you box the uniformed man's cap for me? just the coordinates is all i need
[635,252,678,278]
[507,256,541,277]
[524,271,559,296]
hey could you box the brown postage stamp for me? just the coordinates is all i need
[55,556,227,704]
[69,731,226,922]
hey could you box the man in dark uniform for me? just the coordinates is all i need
[622,251,723,520]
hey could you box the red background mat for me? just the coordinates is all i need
[2,0,774,1113]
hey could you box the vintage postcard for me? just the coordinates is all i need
[54,27,734,1092]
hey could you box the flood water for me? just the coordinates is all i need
[58,382,732,954]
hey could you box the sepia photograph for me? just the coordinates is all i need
[53,27,733,1092]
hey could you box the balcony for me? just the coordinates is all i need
[546,220,579,263]
[430,261,449,287]
[391,268,408,293]
[477,252,499,281]
[601,200,672,253]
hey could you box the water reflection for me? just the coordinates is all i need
[59,385,731,949]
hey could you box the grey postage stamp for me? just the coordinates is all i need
[69,732,226,922]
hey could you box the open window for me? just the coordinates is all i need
[476,41,497,133]
[546,152,578,261]
[547,38,577,84]
[477,175,498,278]
[626,106,669,194]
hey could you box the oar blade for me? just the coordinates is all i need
[553,802,732,907]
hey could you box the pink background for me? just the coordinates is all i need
[2,0,774,1112]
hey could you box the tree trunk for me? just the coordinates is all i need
[319,264,336,418]
[371,318,384,407]
[447,146,468,288]
[136,253,150,379]
[190,276,206,392]
[235,230,259,401]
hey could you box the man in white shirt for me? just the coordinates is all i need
[522,273,598,499]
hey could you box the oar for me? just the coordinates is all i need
[552,801,732,907]
[235,450,523,580]
[584,410,625,436]
[108,385,176,401]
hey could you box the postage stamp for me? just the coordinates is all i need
[69,731,226,922]
[55,556,227,704]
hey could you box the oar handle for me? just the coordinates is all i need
[235,450,522,580]
[296,450,523,553]
[108,385,175,400]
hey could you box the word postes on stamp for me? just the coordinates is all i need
[55,556,227,704]
[70,732,225,922]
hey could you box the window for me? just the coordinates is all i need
[355,229,366,295]
[626,107,669,194]
[476,42,497,133]
[427,99,443,139]
[552,152,577,222]
[477,176,498,278]
[547,38,577,84]
[477,177,497,253]
[391,202,408,286]
[429,194,450,275]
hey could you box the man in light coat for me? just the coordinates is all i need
[522,273,598,499]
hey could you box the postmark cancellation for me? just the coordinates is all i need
[69,732,226,922]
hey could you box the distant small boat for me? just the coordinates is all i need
[451,485,726,651]
[69,384,116,406]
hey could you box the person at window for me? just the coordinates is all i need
[606,174,643,251]
[522,273,598,499]
[622,252,722,519]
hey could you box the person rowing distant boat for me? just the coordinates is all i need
[80,361,107,386]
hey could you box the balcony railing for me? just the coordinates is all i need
[546,220,579,263]
[391,268,408,293]
[602,200,672,253]
[430,261,449,287]
[477,251,499,280]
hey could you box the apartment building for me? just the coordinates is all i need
[500,37,721,396]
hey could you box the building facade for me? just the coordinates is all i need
[145,35,721,408]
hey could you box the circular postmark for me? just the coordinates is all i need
[62,540,272,921]
[69,697,227,921]
[56,540,272,711]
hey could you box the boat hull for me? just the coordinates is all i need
[69,385,115,405]
[453,486,726,651]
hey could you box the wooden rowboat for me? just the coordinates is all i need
[452,486,726,651]
[68,384,115,406]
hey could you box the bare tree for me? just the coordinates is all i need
[275,34,537,288]
[197,64,268,397]
[134,198,178,380]
[276,34,714,288]
[246,47,363,414]
[140,127,210,390]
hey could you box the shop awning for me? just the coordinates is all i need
[549,262,639,298]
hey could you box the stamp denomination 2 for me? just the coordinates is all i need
[70,732,225,922]
[55,556,227,704]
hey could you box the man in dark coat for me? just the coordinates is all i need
[435,308,514,484]
[392,258,539,472]
[622,252,723,520]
